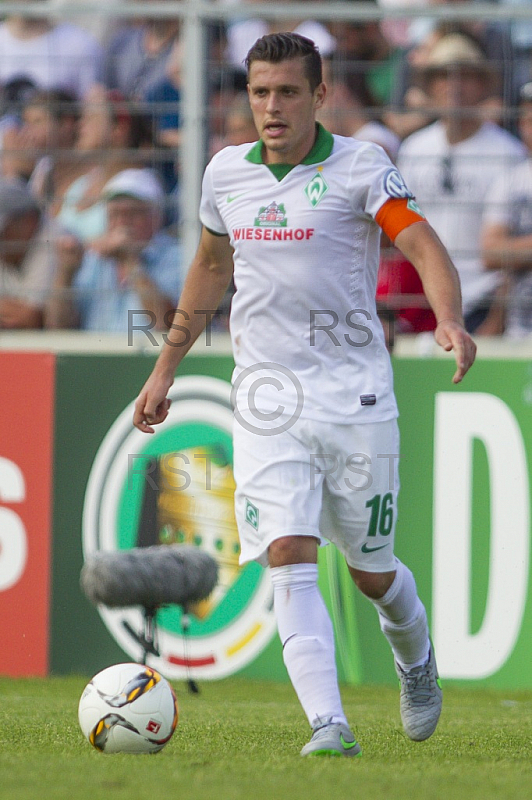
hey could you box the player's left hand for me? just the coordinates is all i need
[434,319,477,384]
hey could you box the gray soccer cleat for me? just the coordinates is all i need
[300,717,362,758]
[395,645,442,741]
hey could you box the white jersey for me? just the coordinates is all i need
[200,126,419,423]
[398,120,525,315]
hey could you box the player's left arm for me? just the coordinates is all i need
[394,220,477,384]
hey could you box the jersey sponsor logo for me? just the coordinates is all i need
[304,172,329,208]
[383,167,413,199]
[254,201,287,227]
[233,227,315,241]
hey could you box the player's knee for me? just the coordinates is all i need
[268,535,318,568]
[349,567,396,599]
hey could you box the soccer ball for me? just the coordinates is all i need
[78,663,178,754]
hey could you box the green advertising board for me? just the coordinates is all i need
[50,352,532,689]
[393,358,532,689]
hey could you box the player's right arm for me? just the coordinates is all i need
[133,227,234,433]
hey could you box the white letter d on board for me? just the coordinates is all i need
[433,393,529,679]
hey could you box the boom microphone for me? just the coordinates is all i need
[80,544,219,610]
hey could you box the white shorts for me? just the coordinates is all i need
[233,415,400,572]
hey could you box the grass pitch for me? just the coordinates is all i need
[0,676,531,800]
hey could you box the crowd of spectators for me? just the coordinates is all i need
[1,0,532,338]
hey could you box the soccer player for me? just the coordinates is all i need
[133,33,476,757]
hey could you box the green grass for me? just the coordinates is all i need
[0,676,531,800]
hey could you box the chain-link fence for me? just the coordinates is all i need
[0,1,531,338]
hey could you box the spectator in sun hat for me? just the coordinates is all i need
[46,168,182,332]
[481,82,532,337]
[397,32,525,334]
[0,178,58,328]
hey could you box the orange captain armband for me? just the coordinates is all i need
[375,197,426,242]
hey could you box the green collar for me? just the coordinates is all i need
[245,123,334,181]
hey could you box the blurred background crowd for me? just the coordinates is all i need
[2,0,532,341]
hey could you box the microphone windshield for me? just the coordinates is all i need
[81,545,218,609]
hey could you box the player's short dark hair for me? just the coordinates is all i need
[245,32,323,92]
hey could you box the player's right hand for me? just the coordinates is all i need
[133,373,174,433]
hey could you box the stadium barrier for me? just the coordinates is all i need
[1,334,532,688]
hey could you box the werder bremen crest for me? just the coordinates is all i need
[245,499,259,530]
[254,201,287,227]
[305,172,328,207]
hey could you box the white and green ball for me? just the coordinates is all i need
[78,663,178,754]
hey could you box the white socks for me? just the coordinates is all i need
[270,562,347,727]
[270,559,429,728]
[370,559,430,671]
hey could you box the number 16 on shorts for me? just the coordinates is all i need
[361,493,394,554]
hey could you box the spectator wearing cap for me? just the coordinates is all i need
[481,83,532,337]
[397,33,525,334]
[0,179,58,328]
[46,169,181,332]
